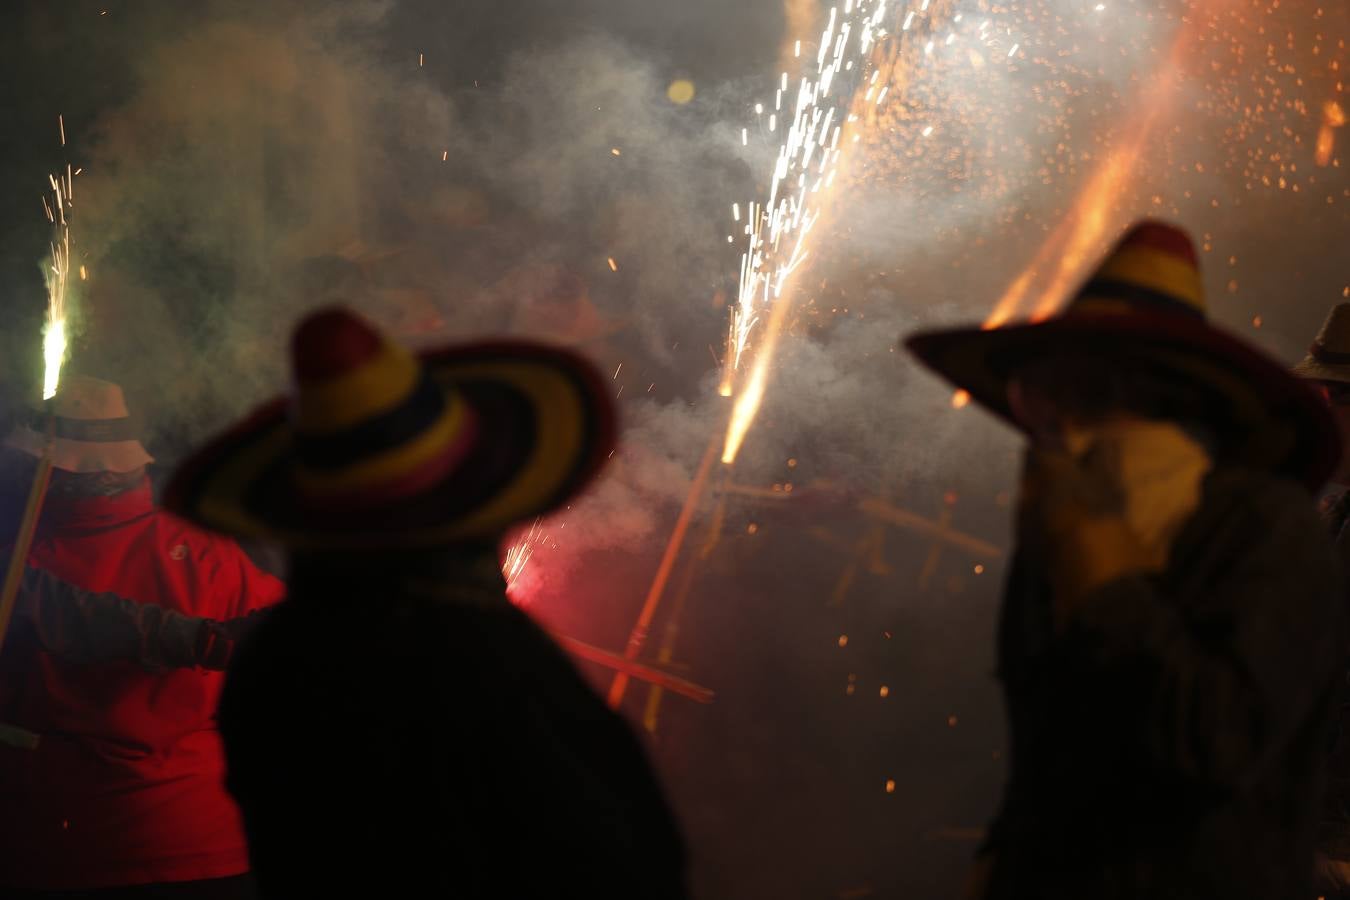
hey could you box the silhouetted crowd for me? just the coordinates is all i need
[2,220,1350,900]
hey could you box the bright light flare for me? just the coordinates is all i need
[723,298,789,463]
[502,518,546,598]
[1316,100,1345,168]
[42,159,73,400]
[982,13,1187,328]
[42,319,66,401]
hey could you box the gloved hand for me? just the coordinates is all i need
[194,610,266,671]
[17,565,272,672]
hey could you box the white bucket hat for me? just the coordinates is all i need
[5,375,154,474]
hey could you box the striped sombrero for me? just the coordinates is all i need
[163,306,615,549]
[905,219,1339,489]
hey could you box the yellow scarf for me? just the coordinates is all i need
[1058,420,1213,562]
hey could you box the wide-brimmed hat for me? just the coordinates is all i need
[904,220,1339,489]
[1293,303,1350,385]
[163,306,615,549]
[5,375,155,474]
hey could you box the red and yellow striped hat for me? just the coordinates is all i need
[904,220,1339,488]
[164,306,615,548]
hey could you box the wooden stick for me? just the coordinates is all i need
[716,483,793,501]
[642,470,730,733]
[607,432,721,709]
[551,633,714,704]
[0,439,56,656]
[857,497,1003,559]
[917,503,954,591]
[0,414,56,751]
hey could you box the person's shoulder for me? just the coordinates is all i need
[144,509,285,602]
[1205,465,1335,557]
[1206,466,1318,519]
[411,599,552,654]
[408,601,593,687]
[147,507,262,565]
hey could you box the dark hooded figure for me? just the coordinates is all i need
[1292,302,1350,899]
[906,221,1348,900]
[162,308,687,900]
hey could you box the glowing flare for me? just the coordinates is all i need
[42,161,73,400]
[723,357,769,463]
[666,79,696,104]
[984,17,1188,327]
[1316,127,1336,167]
[42,318,66,401]
[502,518,545,595]
[1316,101,1345,168]
[723,279,794,463]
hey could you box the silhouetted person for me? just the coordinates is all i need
[1294,302,1350,898]
[906,221,1347,900]
[163,308,688,899]
[0,376,284,898]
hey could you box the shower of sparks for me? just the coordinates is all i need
[502,518,546,595]
[980,0,1220,329]
[838,0,1345,350]
[42,144,75,401]
[720,0,895,461]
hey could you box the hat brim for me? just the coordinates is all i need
[904,312,1339,490]
[1292,357,1350,386]
[163,341,616,549]
[5,428,154,474]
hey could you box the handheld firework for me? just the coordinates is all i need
[0,128,76,700]
[608,1,893,708]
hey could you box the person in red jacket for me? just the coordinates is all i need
[0,375,284,899]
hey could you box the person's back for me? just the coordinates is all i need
[220,556,686,899]
[0,378,284,894]
[1292,305,1350,898]
[165,308,689,899]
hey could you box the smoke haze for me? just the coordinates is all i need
[1,0,1346,895]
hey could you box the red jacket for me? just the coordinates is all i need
[0,479,284,889]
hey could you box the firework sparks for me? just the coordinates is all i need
[1316,100,1345,168]
[42,125,75,401]
[0,119,78,665]
[720,0,896,460]
[723,287,796,463]
[980,3,1192,328]
[502,518,546,595]
[43,223,70,400]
